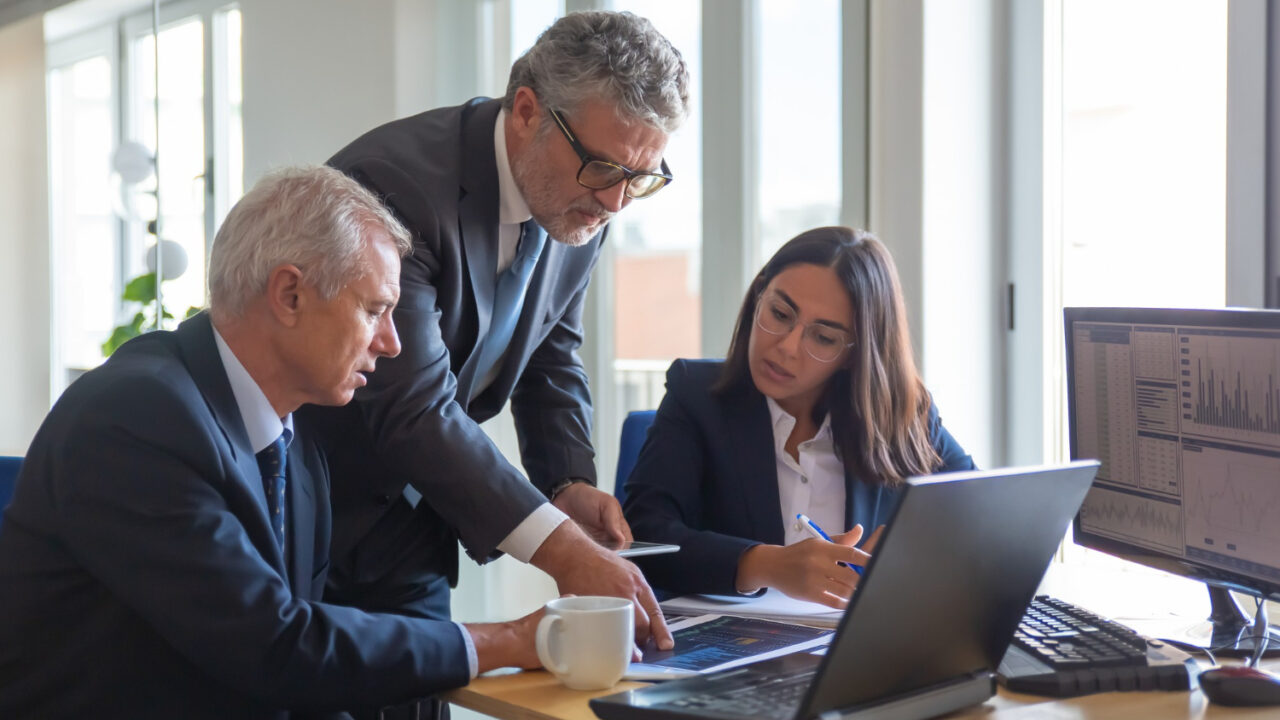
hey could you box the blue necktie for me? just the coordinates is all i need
[256,434,287,547]
[474,221,547,382]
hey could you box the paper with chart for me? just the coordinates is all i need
[626,613,832,679]
[661,588,845,628]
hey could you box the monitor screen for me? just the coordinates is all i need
[1065,307,1280,602]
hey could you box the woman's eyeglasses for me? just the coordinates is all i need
[754,293,854,363]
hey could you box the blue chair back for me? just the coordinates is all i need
[614,410,657,506]
[0,456,21,530]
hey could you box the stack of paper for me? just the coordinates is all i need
[661,588,845,628]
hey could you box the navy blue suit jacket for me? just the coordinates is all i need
[623,359,976,597]
[303,98,603,612]
[0,314,469,718]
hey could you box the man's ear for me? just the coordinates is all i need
[265,264,305,327]
[508,86,543,144]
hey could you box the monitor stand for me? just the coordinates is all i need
[1164,585,1280,658]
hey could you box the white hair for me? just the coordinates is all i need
[208,166,411,319]
[502,11,691,133]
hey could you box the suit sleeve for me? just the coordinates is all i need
[53,380,470,711]
[928,402,977,472]
[341,157,548,560]
[622,361,761,596]
[509,248,599,494]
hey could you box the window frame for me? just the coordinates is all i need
[45,24,121,393]
[44,0,241,393]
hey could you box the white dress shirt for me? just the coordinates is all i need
[212,326,478,676]
[486,110,570,563]
[765,397,847,545]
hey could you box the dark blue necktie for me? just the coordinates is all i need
[474,220,547,381]
[256,434,287,547]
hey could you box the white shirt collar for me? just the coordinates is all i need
[765,396,833,451]
[494,109,533,226]
[211,325,294,454]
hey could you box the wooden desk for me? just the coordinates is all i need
[443,664,1280,720]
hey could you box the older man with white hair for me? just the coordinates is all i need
[0,166,545,718]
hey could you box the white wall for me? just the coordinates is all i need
[239,0,399,184]
[0,14,51,457]
[920,0,1004,466]
[1006,0,1053,466]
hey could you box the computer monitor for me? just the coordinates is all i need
[1065,306,1280,656]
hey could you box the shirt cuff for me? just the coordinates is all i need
[496,502,569,563]
[456,621,478,679]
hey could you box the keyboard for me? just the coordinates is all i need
[997,595,1198,697]
[662,669,812,719]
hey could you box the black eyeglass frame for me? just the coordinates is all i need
[548,108,673,199]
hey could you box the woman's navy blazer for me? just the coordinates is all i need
[623,359,976,597]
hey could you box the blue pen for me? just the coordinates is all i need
[797,513,864,575]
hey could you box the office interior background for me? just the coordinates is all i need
[0,0,1277,628]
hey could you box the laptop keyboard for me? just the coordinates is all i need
[999,595,1194,697]
[663,669,814,719]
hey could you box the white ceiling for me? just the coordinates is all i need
[0,0,74,29]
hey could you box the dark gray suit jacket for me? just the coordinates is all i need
[0,314,470,718]
[304,98,604,613]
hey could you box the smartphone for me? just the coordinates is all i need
[597,539,681,558]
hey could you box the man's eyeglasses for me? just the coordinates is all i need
[549,108,673,200]
[754,292,855,363]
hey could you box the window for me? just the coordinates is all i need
[1059,0,1227,310]
[608,0,704,417]
[511,0,561,58]
[1047,0,1230,612]
[47,34,117,384]
[46,1,243,392]
[127,17,208,319]
[757,0,841,262]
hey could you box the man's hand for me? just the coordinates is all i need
[465,607,546,673]
[552,482,632,544]
[530,520,673,650]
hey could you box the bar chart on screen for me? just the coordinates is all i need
[1180,330,1280,443]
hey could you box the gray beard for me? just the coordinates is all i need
[512,148,612,247]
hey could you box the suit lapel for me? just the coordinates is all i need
[286,443,316,593]
[455,100,504,399]
[728,385,786,545]
[174,313,284,571]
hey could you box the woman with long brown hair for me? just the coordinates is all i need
[623,227,974,608]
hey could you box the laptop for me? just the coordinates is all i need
[590,461,1100,720]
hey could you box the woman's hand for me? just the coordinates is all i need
[734,524,882,609]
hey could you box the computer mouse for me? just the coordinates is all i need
[1198,666,1280,707]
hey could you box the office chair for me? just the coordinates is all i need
[0,455,21,531]
[613,410,656,506]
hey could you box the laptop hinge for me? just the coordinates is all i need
[812,671,995,720]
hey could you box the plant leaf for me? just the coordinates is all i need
[101,312,148,356]
[122,273,158,303]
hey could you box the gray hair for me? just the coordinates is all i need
[502,11,690,133]
[208,165,411,319]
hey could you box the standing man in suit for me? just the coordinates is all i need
[308,10,689,650]
[0,167,546,718]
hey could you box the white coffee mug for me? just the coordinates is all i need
[536,596,634,690]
